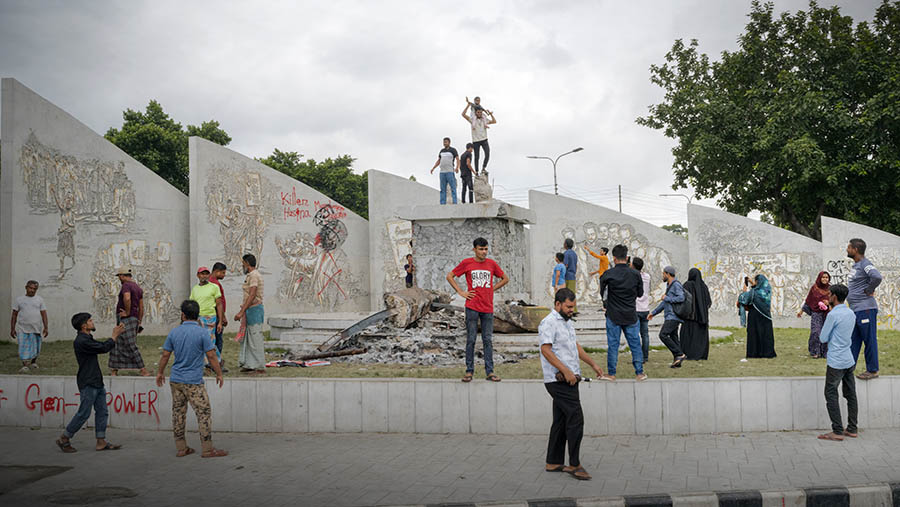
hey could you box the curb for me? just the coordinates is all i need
[380,481,900,507]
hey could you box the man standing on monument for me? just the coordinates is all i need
[430,137,459,205]
[459,143,476,203]
[846,238,883,380]
[563,238,578,313]
[539,287,603,480]
[598,245,646,381]
[109,268,149,376]
[462,97,496,172]
[447,237,509,382]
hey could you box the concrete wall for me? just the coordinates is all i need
[528,191,689,308]
[189,137,369,317]
[366,170,439,310]
[688,205,822,328]
[2,375,896,436]
[821,216,900,330]
[0,78,189,339]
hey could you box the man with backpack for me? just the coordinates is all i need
[648,265,690,368]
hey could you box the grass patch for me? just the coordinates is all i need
[3,327,899,379]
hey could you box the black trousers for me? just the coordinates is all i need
[545,382,583,467]
[460,174,474,203]
[825,366,858,435]
[659,319,683,358]
[473,139,490,171]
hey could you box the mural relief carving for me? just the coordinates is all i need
[695,220,818,318]
[205,167,279,270]
[551,222,674,305]
[826,247,900,329]
[20,133,136,279]
[91,241,179,325]
[381,219,413,293]
[274,203,360,309]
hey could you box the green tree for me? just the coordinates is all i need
[638,1,900,239]
[257,149,368,219]
[661,224,688,238]
[105,101,231,194]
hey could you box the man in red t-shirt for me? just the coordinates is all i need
[446,237,510,382]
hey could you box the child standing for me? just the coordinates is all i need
[10,280,48,373]
[552,253,567,292]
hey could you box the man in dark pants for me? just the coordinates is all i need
[539,288,604,481]
[562,238,578,313]
[209,262,228,372]
[598,244,646,382]
[818,284,858,441]
[447,237,509,382]
[648,265,687,368]
[631,257,652,363]
[56,313,125,453]
[459,143,476,203]
[845,238,883,380]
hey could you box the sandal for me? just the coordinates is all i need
[176,447,196,458]
[817,432,844,441]
[563,465,592,480]
[56,438,77,453]
[671,355,685,368]
[486,373,502,382]
[461,373,473,383]
[845,431,858,438]
[202,448,228,458]
[96,442,122,451]
[545,464,565,472]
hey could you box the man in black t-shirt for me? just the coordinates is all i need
[459,143,476,203]
[430,137,459,204]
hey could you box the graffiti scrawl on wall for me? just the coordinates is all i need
[694,220,819,318]
[20,133,136,280]
[91,241,179,325]
[205,167,279,270]
[551,222,674,305]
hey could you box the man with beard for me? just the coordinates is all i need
[539,288,603,480]
[846,239,883,380]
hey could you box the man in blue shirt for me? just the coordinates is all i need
[552,252,566,293]
[817,284,858,441]
[562,238,578,312]
[648,266,687,368]
[845,238,883,380]
[156,300,227,458]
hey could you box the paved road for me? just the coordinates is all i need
[2,427,900,506]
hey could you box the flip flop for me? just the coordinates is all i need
[202,448,228,458]
[96,442,122,451]
[486,374,502,382]
[56,438,77,453]
[817,432,844,441]
[845,432,858,438]
[563,465,592,480]
[545,464,565,472]
[176,447,196,458]
[461,373,473,383]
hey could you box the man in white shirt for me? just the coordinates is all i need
[538,288,604,481]
[632,257,652,363]
[461,98,496,172]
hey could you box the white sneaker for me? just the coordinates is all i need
[19,366,30,373]
[30,363,39,369]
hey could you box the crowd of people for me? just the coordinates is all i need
[430,97,496,205]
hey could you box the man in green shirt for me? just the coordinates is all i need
[189,267,224,361]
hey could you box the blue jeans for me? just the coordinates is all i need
[214,328,224,358]
[636,311,650,363]
[606,318,643,376]
[64,385,108,439]
[465,308,493,374]
[850,308,878,373]
[439,172,458,204]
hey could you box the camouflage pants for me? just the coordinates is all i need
[170,382,213,452]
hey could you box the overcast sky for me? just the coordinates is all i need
[0,0,879,225]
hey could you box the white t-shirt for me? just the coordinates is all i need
[636,272,651,312]
[470,116,489,142]
[13,295,46,334]
[538,310,580,383]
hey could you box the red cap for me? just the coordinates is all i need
[197,266,210,274]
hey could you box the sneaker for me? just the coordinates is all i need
[30,363,39,369]
[19,366,30,373]
[636,373,648,382]
[857,371,879,380]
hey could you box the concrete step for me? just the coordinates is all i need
[267,312,377,330]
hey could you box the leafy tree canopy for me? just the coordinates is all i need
[257,149,368,219]
[105,100,231,194]
[662,224,688,238]
[638,1,900,239]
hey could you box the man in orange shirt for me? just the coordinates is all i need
[588,247,610,278]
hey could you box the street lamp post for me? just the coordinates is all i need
[659,193,693,203]
[527,147,584,195]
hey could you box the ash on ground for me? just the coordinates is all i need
[334,308,533,366]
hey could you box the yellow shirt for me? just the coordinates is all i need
[589,249,610,277]
[190,283,222,317]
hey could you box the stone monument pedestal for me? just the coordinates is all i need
[397,202,535,301]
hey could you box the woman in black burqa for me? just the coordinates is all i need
[680,268,712,360]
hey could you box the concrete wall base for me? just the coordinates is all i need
[1,375,895,435]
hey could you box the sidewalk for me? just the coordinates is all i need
[2,427,900,506]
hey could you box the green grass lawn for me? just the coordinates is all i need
[3,327,898,379]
